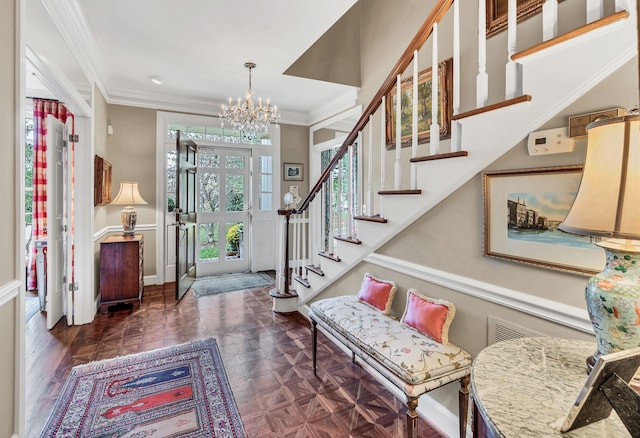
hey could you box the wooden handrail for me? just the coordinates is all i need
[295,0,455,213]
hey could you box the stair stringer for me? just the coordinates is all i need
[296,9,637,308]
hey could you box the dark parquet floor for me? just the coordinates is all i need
[26,283,445,437]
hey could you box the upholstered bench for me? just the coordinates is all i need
[309,274,472,438]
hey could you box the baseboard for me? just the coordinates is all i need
[143,275,157,286]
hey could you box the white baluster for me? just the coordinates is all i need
[348,145,354,238]
[412,50,419,159]
[452,0,461,152]
[321,182,327,254]
[586,0,604,23]
[380,95,387,192]
[477,0,489,107]
[430,23,440,156]
[356,129,363,218]
[395,74,402,190]
[293,213,299,277]
[542,0,559,40]
[277,215,285,291]
[505,0,520,99]
[411,51,419,190]
[380,96,386,218]
[367,116,374,216]
[336,163,343,238]
[302,210,307,278]
[328,180,335,255]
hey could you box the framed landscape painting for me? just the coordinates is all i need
[385,58,453,148]
[483,166,604,275]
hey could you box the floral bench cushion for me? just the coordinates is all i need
[310,295,472,392]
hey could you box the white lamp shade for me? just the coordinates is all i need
[560,115,640,240]
[110,182,148,206]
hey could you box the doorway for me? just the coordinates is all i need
[196,147,251,276]
[157,112,280,286]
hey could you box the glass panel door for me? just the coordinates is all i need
[196,147,251,275]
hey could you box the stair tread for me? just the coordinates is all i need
[512,10,630,61]
[452,95,532,120]
[354,215,388,224]
[378,189,422,195]
[293,275,311,288]
[410,150,468,163]
[305,265,325,277]
[334,236,362,245]
[318,251,341,262]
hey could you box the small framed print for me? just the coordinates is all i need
[283,163,303,181]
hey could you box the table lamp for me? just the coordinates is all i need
[110,181,148,236]
[559,112,640,370]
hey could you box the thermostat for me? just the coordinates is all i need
[527,127,575,156]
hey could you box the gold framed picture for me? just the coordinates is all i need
[385,58,453,148]
[486,0,545,37]
[483,165,603,275]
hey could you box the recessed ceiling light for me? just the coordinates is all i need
[150,75,164,85]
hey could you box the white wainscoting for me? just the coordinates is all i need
[0,280,21,308]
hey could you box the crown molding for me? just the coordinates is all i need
[40,0,359,127]
[41,0,109,99]
[109,86,359,127]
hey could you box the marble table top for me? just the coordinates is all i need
[471,337,631,437]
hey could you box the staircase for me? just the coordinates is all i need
[272,0,637,313]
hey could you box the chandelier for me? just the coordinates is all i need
[219,62,280,140]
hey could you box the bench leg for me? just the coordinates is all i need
[459,375,470,438]
[406,396,418,438]
[311,319,317,376]
[352,351,356,364]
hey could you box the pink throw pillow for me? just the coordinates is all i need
[401,289,456,344]
[356,273,397,315]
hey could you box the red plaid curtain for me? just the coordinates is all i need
[27,100,72,290]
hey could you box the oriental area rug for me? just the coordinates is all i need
[191,271,274,298]
[40,338,246,437]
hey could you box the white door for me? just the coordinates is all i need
[196,147,251,276]
[46,115,65,329]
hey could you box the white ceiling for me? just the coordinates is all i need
[25,0,360,124]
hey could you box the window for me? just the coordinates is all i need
[258,156,273,211]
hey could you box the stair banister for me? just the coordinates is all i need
[294,0,454,214]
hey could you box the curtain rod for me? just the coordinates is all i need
[26,97,60,102]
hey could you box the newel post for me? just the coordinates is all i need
[270,207,298,313]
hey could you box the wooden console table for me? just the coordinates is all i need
[99,234,143,313]
[471,337,631,437]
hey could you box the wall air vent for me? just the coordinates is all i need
[487,316,545,345]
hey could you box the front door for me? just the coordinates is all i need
[196,147,251,276]
[175,133,197,300]
[46,115,65,329]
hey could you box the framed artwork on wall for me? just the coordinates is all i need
[483,165,604,275]
[486,0,545,37]
[385,58,453,148]
[283,163,303,181]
